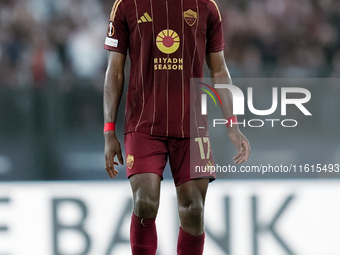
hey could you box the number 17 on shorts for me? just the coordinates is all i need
[190,136,216,181]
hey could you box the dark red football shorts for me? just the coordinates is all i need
[124,131,215,186]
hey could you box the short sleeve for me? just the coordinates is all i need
[206,1,225,54]
[104,0,129,55]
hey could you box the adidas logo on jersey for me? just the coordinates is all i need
[138,12,153,23]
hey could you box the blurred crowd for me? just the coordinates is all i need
[222,0,340,77]
[1,0,340,88]
[0,0,108,89]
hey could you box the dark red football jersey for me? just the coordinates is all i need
[104,0,225,138]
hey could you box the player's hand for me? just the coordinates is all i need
[104,131,124,179]
[228,129,251,164]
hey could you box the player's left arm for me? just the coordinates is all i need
[206,51,251,164]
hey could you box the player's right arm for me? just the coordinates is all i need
[206,51,251,164]
[204,1,251,164]
[104,51,126,179]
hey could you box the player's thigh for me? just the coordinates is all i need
[176,178,209,209]
[130,173,162,218]
[130,173,161,202]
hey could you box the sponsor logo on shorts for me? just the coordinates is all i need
[127,155,134,169]
[105,37,118,48]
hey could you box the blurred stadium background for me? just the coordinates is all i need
[1,0,340,254]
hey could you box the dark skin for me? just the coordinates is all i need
[206,51,251,164]
[104,51,251,236]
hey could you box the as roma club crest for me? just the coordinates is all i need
[127,155,134,169]
[107,21,115,37]
[184,9,197,26]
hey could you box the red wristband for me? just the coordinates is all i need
[104,122,116,132]
[226,116,238,128]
